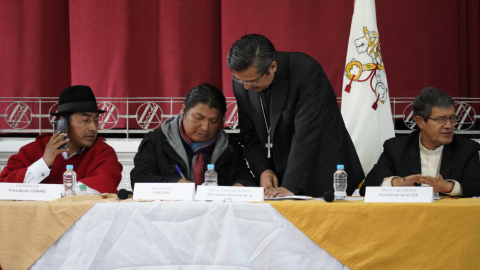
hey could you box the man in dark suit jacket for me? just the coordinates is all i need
[227,34,364,198]
[360,87,480,197]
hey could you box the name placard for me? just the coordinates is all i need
[133,183,195,201]
[195,186,264,202]
[0,183,62,201]
[364,186,434,203]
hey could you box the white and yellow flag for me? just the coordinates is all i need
[341,0,395,176]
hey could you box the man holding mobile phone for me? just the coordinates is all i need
[0,85,123,194]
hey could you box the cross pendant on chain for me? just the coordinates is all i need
[265,134,273,158]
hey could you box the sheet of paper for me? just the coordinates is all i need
[313,197,364,201]
[264,195,312,201]
[346,197,364,201]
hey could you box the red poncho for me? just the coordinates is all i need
[0,134,123,193]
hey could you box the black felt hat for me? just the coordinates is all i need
[50,85,106,116]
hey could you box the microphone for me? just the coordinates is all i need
[323,191,335,202]
[117,189,133,200]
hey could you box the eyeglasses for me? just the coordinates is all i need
[231,62,273,87]
[427,115,460,125]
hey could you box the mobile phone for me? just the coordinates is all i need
[53,118,68,149]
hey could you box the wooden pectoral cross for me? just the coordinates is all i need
[265,135,273,158]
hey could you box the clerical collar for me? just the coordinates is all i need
[61,148,85,160]
[419,133,443,156]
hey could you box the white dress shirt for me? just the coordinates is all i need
[24,148,101,195]
[381,134,462,196]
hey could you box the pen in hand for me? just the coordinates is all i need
[175,165,187,180]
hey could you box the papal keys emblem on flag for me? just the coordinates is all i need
[344,26,387,110]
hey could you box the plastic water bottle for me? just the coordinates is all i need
[204,164,218,186]
[63,165,77,197]
[334,164,347,201]
[78,184,87,195]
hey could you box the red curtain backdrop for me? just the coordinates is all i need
[0,0,478,98]
[0,0,70,97]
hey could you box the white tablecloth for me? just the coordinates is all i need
[31,201,349,270]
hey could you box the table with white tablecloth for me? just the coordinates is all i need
[2,196,480,270]
[31,201,348,270]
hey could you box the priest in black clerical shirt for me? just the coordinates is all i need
[227,34,364,198]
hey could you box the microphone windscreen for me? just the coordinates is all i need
[117,189,132,200]
[323,191,335,202]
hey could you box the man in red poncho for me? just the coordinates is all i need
[0,85,123,194]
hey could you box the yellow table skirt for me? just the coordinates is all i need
[2,196,479,270]
[268,198,480,270]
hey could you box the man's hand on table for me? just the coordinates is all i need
[259,169,294,198]
[177,179,192,183]
[391,174,454,193]
[418,174,454,193]
[260,169,278,189]
[392,174,422,187]
[264,187,294,198]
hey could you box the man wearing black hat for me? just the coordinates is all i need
[0,85,123,194]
